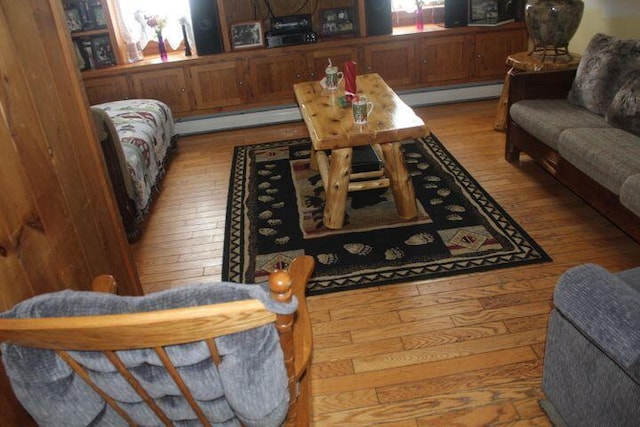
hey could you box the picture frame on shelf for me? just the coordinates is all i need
[65,8,83,32]
[230,21,264,50]
[320,7,355,36]
[91,5,107,29]
[91,35,116,68]
[469,0,515,26]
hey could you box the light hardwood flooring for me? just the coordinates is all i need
[133,99,640,425]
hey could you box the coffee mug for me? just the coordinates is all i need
[352,96,374,125]
[325,66,344,90]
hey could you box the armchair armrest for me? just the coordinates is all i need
[508,69,577,106]
[553,264,640,381]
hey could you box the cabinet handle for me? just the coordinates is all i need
[476,54,482,58]
[239,80,244,86]
[180,87,186,93]
[422,59,427,64]
[296,73,302,79]
[367,65,372,71]
[309,72,315,78]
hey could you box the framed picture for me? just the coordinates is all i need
[91,36,116,68]
[320,7,355,36]
[230,21,264,50]
[469,0,515,26]
[91,5,107,29]
[65,8,83,32]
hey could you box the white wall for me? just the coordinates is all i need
[571,0,640,53]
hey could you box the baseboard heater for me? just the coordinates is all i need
[175,81,502,136]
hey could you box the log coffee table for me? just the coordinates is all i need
[293,73,429,229]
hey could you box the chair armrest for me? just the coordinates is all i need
[288,255,315,378]
[509,69,577,106]
[553,264,640,380]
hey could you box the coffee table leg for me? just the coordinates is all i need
[381,142,418,219]
[323,147,352,229]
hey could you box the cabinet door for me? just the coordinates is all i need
[306,45,360,82]
[418,35,472,84]
[83,75,131,105]
[247,53,307,103]
[362,40,416,87]
[190,60,248,110]
[130,68,192,113]
[473,29,527,79]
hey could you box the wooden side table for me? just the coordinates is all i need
[494,51,581,131]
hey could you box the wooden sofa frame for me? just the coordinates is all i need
[505,68,640,242]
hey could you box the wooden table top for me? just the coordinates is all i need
[293,73,429,151]
[507,51,582,72]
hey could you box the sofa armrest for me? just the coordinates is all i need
[509,69,577,106]
[553,263,640,381]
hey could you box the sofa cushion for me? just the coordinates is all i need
[621,174,640,217]
[557,127,640,194]
[510,99,611,151]
[606,71,640,137]
[568,33,640,116]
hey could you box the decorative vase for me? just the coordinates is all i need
[416,7,424,30]
[525,0,584,57]
[157,32,168,62]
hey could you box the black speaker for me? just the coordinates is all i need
[444,0,468,28]
[189,0,223,55]
[365,0,392,36]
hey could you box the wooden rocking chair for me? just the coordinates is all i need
[0,256,314,426]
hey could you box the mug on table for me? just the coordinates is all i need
[325,66,344,90]
[352,96,374,124]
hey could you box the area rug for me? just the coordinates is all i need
[222,134,551,296]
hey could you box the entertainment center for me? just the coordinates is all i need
[72,0,527,118]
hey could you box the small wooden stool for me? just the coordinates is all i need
[494,51,581,131]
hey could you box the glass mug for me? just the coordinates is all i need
[325,66,344,90]
[352,96,374,125]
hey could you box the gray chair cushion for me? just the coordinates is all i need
[621,174,640,217]
[510,99,611,151]
[606,70,640,137]
[568,33,640,116]
[1,282,298,427]
[553,263,640,382]
[557,127,640,194]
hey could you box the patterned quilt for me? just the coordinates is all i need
[93,99,175,217]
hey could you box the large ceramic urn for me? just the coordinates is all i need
[525,0,585,56]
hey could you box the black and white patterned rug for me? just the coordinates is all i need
[223,134,551,295]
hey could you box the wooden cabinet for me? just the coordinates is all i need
[247,52,308,103]
[362,40,416,87]
[79,23,528,116]
[84,75,130,104]
[130,68,192,113]
[190,60,248,110]
[473,29,528,79]
[417,35,473,84]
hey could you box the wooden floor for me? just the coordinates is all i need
[133,100,640,426]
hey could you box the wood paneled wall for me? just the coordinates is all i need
[0,0,141,422]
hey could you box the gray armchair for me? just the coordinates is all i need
[542,263,640,426]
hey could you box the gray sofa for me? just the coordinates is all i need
[542,263,640,426]
[505,33,640,241]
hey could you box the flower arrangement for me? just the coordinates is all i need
[144,14,167,39]
[144,14,168,61]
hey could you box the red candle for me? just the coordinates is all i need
[344,60,357,101]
